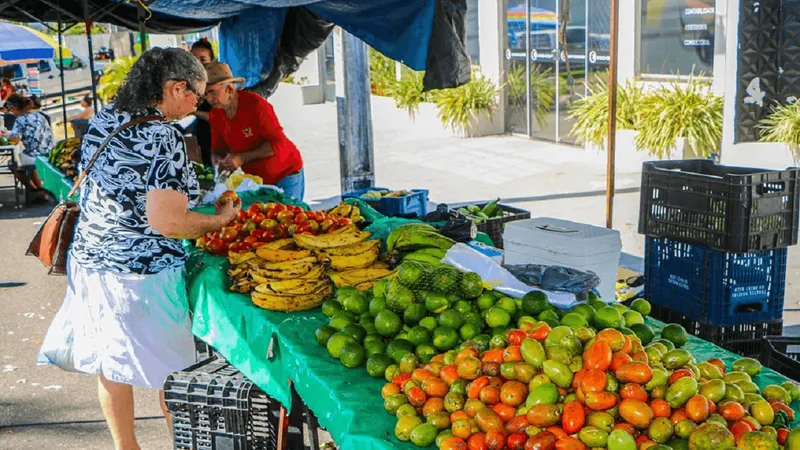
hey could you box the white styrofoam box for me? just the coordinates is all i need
[503,218,622,301]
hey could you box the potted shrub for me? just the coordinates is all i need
[434,69,500,137]
[385,69,435,120]
[568,75,642,154]
[276,74,323,105]
[506,64,555,130]
[758,101,800,163]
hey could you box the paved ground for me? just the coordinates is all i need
[2,89,799,449]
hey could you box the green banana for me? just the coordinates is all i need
[413,247,448,258]
[481,198,500,217]
[386,223,438,253]
[402,252,442,265]
[392,230,455,255]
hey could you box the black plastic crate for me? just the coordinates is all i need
[650,303,783,357]
[639,160,800,253]
[193,337,216,362]
[465,203,530,249]
[644,237,787,326]
[762,336,800,383]
[164,356,278,450]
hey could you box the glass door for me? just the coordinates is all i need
[528,0,559,141]
[556,0,589,144]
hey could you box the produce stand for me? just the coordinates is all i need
[35,155,76,202]
[183,191,800,450]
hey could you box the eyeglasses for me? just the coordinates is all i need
[185,83,206,107]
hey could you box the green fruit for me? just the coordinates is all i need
[649,417,674,444]
[623,311,645,327]
[395,414,423,441]
[631,299,652,316]
[430,265,461,294]
[545,326,574,347]
[645,368,669,392]
[364,335,387,357]
[522,291,551,315]
[542,360,573,388]
[496,297,519,317]
[459,323,481,341]
[329,310,356,330]
[723,371,751,384]
[786,428,800,450]
[652,339,675,351]
[321,299,343,317]
[782,381,800,401]
[723,383,745,402]
[443,392,465,413]
[396,403,417,418]
[374,310,403,337]
[688,423,735,450]
[415,343,437,363]
[459,272,484,299]
[418,316,437,332]
[546,345,573,365]
[399,352,419,373]
[705,414,727,427]
[761,385,792,404]
[572,303,597,323]
[315,325,337,346]
[339,342,366,368]
[630,323,656,346]
[462,311,484,328]
[384,393,408,414]
[697,362,723,380]
[750,399,775,426]
[579,426,610,448]
[489,334,507,349]
[432,326,459,351]
[661,324,689,348]
[423,291,450,314]
[663,349,692,370]
[737,432,779,450]
[560,312,589,329]
[476,292,496,310]
[732,357,763,377]
[526,382,560,408]
[666,377,698,408]
[699,379,726,403]
[734,380,760,394]
[342,291,369,315]
[406,326,431,346]
[397,261,426,287]
[368,296,388,316]
[386,281,416,313]
[674,419,697,439]
[608,429,638,450]
[409,423,438,447]
[359,313,375,328]
[485,307,512,328]
[326,332,356,359]
[341,324,366,343]
[521,338,546,368]
[366,353,393,377]
[438,309,464,329]
[372,278,389,298]
[386,339,415,363]
[401,303,426,326]
[594,306,623,329]
[451,300,472,315]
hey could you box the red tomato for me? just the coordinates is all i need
[242,235,258,245]
[249,212,266,223]
[276,210,295,222]
[236,210,248,221]
[219,227,239,243]
[506,330,527,347]
[338,217,352,226]
[206,238,226,254]
[295,212,308,223]
[266,208,280,220]
[295,224,311,235]
[246,204,262,215]
[250,229,267,240]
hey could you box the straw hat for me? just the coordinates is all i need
[205,61,245,86]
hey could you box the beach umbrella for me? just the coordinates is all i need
[0,21,56,66]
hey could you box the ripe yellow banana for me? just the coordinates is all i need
[251,286,332,312]
[330,224,359,235]
[321,239,380,256]
[294,226,370,250]
[319,244,379,271]
[250,256,319,270]
[255,278,330,296]
[328,267,395,287]
[355,280,378,291]
[260,238,295,250]
[228,251,258,265]
[250,265,325,284]
[255,248,312,262]
[249,262,317,279]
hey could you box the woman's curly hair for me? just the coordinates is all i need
[114,47,206,115]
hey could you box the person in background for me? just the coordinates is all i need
[1,78,15,102]
[69,94,95,138]
[29,95,51,127]
[4,94,53,203]
[205,61,305,200]
[189,38,215,167]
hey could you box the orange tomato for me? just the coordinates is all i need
[572,368,588,390]
[546,427,568,439]
[620,335,633,354]
[468,432,488,450]
[596,329,626,352]
[392,373,412,388]
[381,383,400,398]
[412,368,434,382]
[639,439,657,450]
[669,408,688,424]
[440,365,460,385]
[706,397,717,415]
[619,399,655,429]
[620,383,649,402]
[453,418,473,439]
[482,348,505,364]
[407,386,427,407]
[451,410,470,423]
[771,401,796,421]
[441,437,468,450]
[616,362,653,384]
[476,408,506,433]
[500,381,529,407]
[480,386,502,405]
[650,399,671,418]
[431,354,445,363]
[529,323,551,341]
[668,369,693,385]
[458,356,482,380]
[504,346,523,362]
[583,341,613,371]
[456,347,480,365]
[469,376,491,399]
[423,397,445,417]
[585,391,619,411]
[778,428,790,446]
[422,377,448,397]
[730,420,755,444]
[614,423,636,436]
[631,351,649,365]
[465,398,486,417]
[493,403,517,423]
[719,401,746,421]
[522,430,557,450]
[707,358,726,375]
[506,415,530,433]
[581,369,608,393]
[685,394,710,422]
[610,352,634,372]
[561,400,586,434]
[507,330,528,346]
[526,404,562,428]
[556,436,587,450]
[485,430,507,450]
[507,432,529,450]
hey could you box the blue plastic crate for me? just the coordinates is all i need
[342,187,429,218]
[644,237,787,326]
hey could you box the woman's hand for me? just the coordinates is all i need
[215,196,241,222]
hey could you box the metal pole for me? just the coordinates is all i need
[333,28,375,193]
[525,0,531,136]
[56,18,68,138]
[605,0,620,229]
[138,3,148,52]
[83,0,99,112]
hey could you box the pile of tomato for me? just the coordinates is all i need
[196,201,352,255]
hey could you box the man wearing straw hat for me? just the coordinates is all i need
[205,61,305,200]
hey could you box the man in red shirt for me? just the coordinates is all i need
[205,62,305,200]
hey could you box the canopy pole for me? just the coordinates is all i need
[333,28,375,193]
[83,0,99,112]
[56,17,68,138]
[605,0,620,229]
[138,3,148,53]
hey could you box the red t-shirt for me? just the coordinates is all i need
[210,90,303,185]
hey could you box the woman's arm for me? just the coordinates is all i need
[146,189,240,239]
[73,107,94,120]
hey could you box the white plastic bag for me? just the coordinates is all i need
[37,298,81,373]
[201,177,281,205]
[442,243,580,310]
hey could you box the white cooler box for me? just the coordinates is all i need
[502,218,622,301]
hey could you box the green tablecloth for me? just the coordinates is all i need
[36,156,76,202]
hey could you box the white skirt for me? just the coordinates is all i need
[38,257,196,389]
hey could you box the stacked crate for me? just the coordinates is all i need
[638,160,799,356]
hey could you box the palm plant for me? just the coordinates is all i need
[96,56,138,103]
[435,69,499,133]
[506,64,555,127]
[568,75,643,147]
[385,69,436,119]
[758,101,800,161]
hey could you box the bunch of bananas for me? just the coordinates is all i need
[228,240,332,312]
[327,202,365,224]
[296,224,394,291]
[48,137,82,180]
[386,223,456,265]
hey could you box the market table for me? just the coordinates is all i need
[35,155,76,201]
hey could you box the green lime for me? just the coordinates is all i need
[366,353,393,377]
[407,326,432,346]
[522,291,551,315]
[341,324,366,342]
[361,321,378,336]
[386,339,416,363]
[485,306,512,328]
[473,334,491,352]
[661,324,689,348]
[374,309,403,337]
[397,261,427,287]
[560,312,589,329]
[489,335,507,349]
[538,309,560,323]
[460,322,481,341]
[403,303,428,325]
[438,309,465,329]
[418,316,437,332]
[364,336,387,357]
[339,342,366,368]
[321,299,343,317]
[459,272,484,299]
[611,303,628,315]
[410,423,438,447]
[476,292,496,311]
[432,326,459,351]
[386,280,416,313]
[415,343,437,363]
[358,313,374,327]
[594,306,623,329]
[326,332,356,359]
[369,296,388,316]
[629,323,655,345]
[651,338,675,351]
[623,311,645,327]
[462,311,484,328]
[453,300,474,314]
[618,327,635,336]
[329,310,356,330]
[497,297,519,317]
[373,278,389,298]
[315,325,337,346]
[572,304,596,323]
[631,299,652,316]
[342,291,369,315]
[336,286,359,301]
[424,291,450,313]
[430,265,461,294]
[589,298,608,311]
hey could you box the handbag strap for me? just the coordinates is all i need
[67,114,164,199]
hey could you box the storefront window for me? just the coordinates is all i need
[639,0,715,76]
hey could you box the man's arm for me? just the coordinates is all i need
[221,141,273,171]
[192,110,210,122]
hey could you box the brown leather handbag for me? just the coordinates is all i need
[26,115,163,275]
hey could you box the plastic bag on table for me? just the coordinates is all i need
[442,243,580,310]
[201,177,279,205]
[503,264,601,294]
